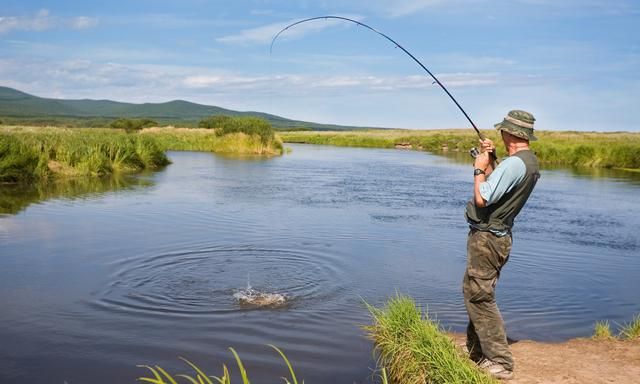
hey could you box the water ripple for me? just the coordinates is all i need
[90,245,347,317]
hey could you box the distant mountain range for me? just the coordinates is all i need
[0,86,364,130]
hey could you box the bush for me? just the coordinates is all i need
[198,115,233,129]
[110,118,158,131]
[199,115,276,144]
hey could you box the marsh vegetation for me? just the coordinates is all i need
[0,117,283,182]
[0,127,169,182]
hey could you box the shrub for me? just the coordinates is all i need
[198,115,276,144]
[110,118,158,131]
[198,115,234,129]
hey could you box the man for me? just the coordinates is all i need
[463,110,540,380]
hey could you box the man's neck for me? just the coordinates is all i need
[507,143,530,156]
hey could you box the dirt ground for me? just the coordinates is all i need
[453,335,640,383]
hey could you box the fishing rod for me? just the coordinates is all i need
[270,15,485,141]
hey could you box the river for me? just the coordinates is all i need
[1,144,639,383]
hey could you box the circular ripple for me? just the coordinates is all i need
[90,245,347,317]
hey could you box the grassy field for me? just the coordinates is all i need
[0,126,283,182]
[280,129,640,171]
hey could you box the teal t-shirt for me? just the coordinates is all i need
[479,156,526,205]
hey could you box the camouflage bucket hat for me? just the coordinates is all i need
[494,110,537,141]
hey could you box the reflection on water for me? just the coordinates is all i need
[0,174,154,215]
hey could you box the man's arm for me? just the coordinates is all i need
[475,156,527,208]
[472,139,496,207]
[473,152,490,207]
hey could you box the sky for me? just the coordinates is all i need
[0,0,638,131]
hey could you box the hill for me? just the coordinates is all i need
[0,86,363,130]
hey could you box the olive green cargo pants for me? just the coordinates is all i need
[463,229,514,371]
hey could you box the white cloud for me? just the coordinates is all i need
[382,0,446,17]
[70,16,99,30]
[217,15,362,45]
[0,9,98,34]
[0,57,503,105]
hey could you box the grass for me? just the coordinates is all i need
[280,129,640,171]
[619,314,640,340]
[141,127,283,156]
[592,314,640,340]
[364,295,496,384]
[0,125,283,182]
[0,127,170,182]
[137,345,302,384]
[592,321,613,340]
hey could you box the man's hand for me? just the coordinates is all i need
[480,138,495,154]
[474,151,490,171]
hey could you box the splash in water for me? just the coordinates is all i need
[233,275,287,307]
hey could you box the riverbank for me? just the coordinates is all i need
[0,126,283,182]
[445,332,640,384]
[473,335,640,384]
[280,129,640,171]
[367,296,640,384]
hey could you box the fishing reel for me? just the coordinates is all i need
[469,147,480,158]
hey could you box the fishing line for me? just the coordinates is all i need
[270,15,485,140]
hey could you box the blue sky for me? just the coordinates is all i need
[1,1,638,131]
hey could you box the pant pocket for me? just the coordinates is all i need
[464,273,497,303]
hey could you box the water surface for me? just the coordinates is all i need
[1,145,639,383]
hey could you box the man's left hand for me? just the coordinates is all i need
[474,151,490,171]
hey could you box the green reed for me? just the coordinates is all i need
[592,314,640,340]
[619,314,640,340]
[0,127,169,181]
[364,295,496,384]
[137,345,301,384]
[592,321,613,340]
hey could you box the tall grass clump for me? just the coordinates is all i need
[365,295,496,384]
[0,133,41,182]
[592,320,613,340]
[138,345,302,384]
[0,127,169,181]
[619,314,640,340]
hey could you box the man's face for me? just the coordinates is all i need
[500,130,509,151]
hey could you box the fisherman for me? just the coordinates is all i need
[463,110,540,380]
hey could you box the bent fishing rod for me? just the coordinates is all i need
[270,15,486,141]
